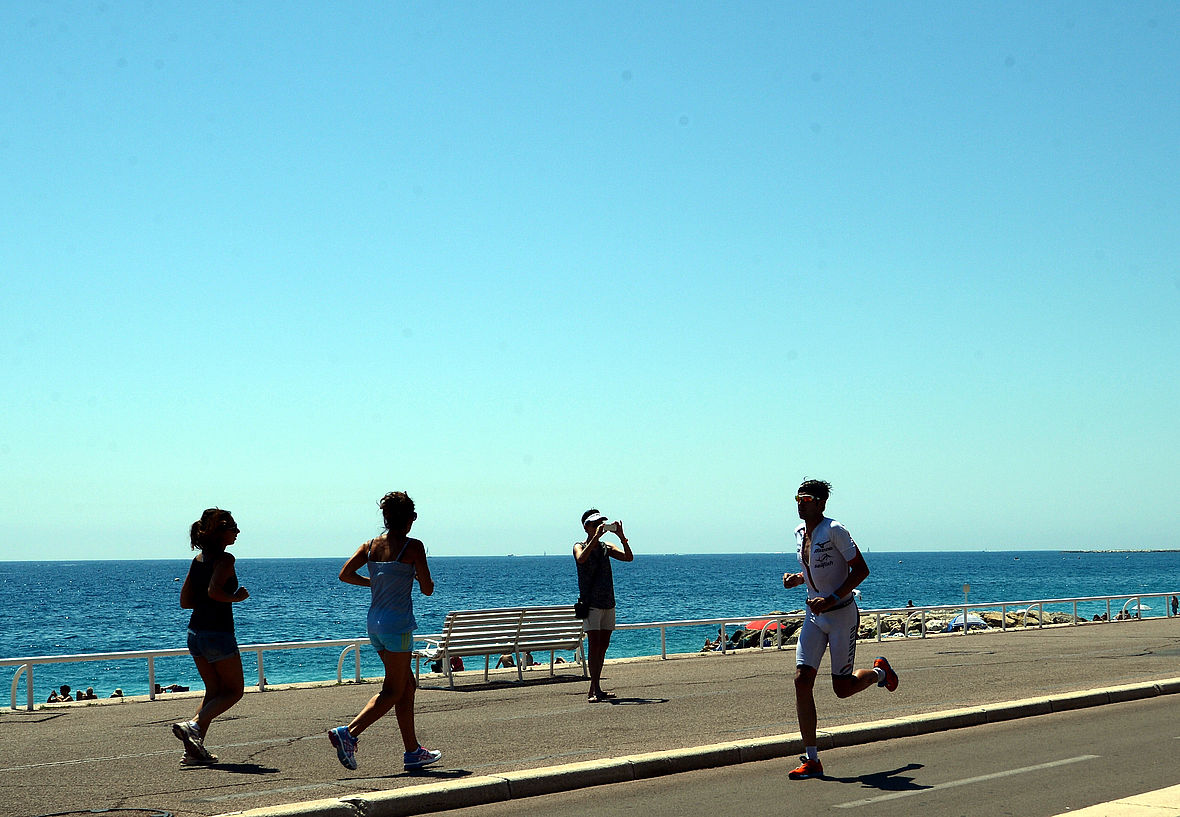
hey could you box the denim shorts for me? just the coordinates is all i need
[187,629,240,664]
[368,631,413,653]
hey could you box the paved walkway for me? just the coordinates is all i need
[1050,784,1180,817]
[3,617,1180,817]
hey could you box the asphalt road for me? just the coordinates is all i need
[437,695,1180,817]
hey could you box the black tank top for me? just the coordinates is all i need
[187,553,237,633]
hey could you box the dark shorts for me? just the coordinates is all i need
[187,628,240,664]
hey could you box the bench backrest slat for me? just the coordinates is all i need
[436,606,583,654]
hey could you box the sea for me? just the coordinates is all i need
[3,551,1178,701]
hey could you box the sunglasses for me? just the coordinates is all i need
[795,494,818,503]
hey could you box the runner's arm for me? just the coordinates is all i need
[412,540,434,596]
[338,544,370,587]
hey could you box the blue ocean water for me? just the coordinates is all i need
[3,551,1177,700]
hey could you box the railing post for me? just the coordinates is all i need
[337,645,354,684]
[257,650,266,691]
[354,643,362,681]
[1000,604,1007,632]
[12,663,34,711]
[660,626,667,659]
[720,624,727,655]
[148,656,156,700]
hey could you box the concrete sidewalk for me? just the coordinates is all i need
[3,617,1179,817]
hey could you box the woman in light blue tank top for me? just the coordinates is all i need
[366,538,418,640]
[327,492,442,771]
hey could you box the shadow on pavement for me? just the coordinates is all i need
[347,768,473,781]
[419,676,586,693]
[209,762,282,775]
[828,762,929,792]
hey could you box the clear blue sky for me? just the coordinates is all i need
[2,2,1177,560]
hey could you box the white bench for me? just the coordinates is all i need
[415,605,587,689]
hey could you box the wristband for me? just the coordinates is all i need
[826,594,838,605]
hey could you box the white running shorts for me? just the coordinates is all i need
[795,602,860,677]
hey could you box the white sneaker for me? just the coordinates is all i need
[172,720,214,763]
[180,751,219,766]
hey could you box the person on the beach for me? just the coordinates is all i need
[781,479,898,780]
[574,508,634,702]
[328,491,441,772]
[174,508,249,766]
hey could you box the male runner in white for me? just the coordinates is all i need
[782,478,899,780]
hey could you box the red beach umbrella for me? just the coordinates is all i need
[745,618,788,631]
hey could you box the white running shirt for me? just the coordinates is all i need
[795,518,859,600]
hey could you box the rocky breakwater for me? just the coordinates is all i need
[858,608,1077,639]
[710,608,1078,651]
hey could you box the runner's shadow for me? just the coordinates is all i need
[603,697,669,705]
[206,762,280,775]
[355,769,472,781]
[405,768,472,779]
[827,762,928,792]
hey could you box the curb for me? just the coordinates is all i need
[219,676,1180,817]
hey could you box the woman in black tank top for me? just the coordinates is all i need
[172,508,250,765]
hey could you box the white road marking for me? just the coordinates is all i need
[833,755,1100,808]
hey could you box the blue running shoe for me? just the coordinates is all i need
[403,745,442,769]
[328,726,358,770]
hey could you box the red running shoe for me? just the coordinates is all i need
[874,656,899,692]
[788,756,823,780]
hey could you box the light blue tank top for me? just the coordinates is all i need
[366,539,417,634]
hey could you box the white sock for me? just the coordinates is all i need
[874,667,886,684]
[805,746,818,761]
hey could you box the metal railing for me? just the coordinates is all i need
[3,637,372,713]
[6,592,1178,711]
[862,593,1174,641]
